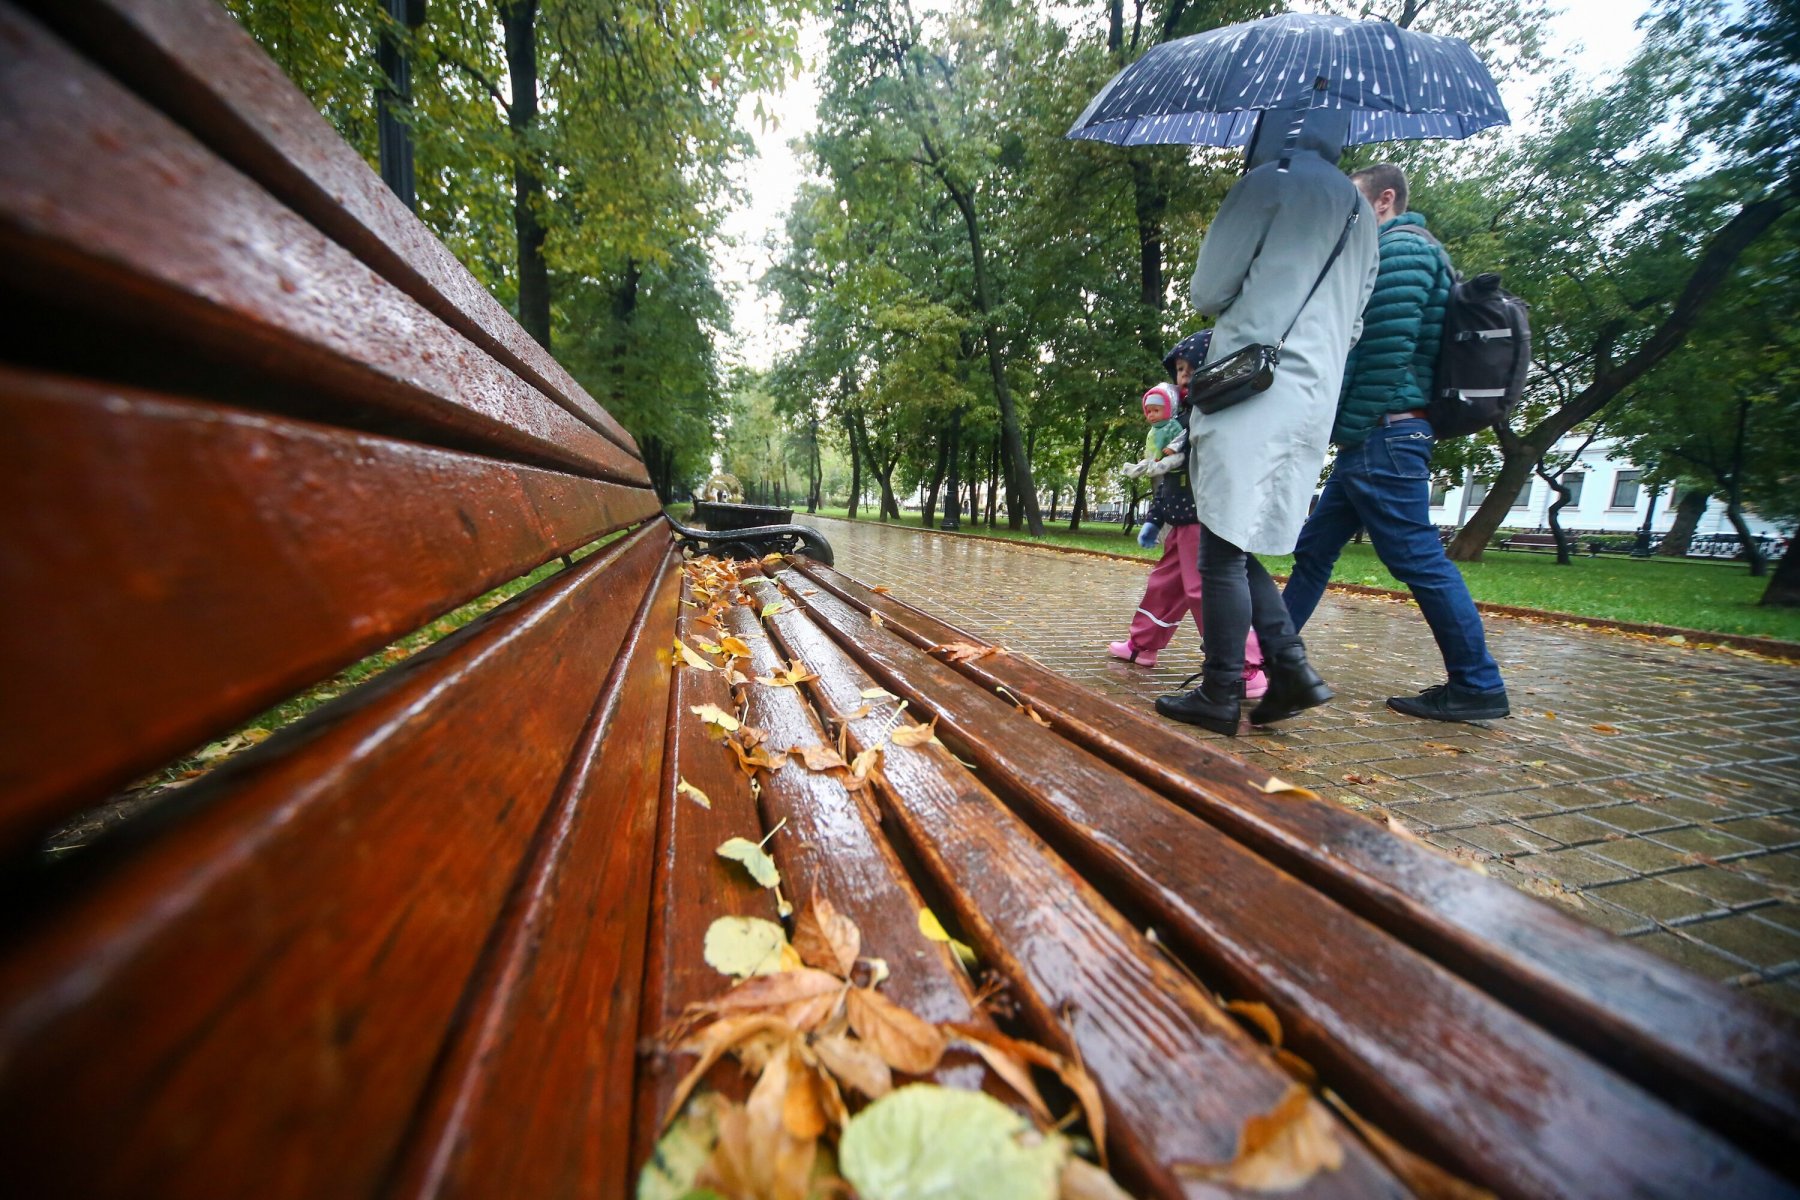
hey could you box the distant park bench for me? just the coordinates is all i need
[1,2,1797,1196]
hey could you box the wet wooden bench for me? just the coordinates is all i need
[2,2,1798,1198]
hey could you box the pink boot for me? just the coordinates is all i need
[1243,664,1269,699]
[1109,640,1157,668]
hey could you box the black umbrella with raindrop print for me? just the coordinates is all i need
[1067,12,1509,148]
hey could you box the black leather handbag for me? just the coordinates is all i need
[1190,202,1361,417]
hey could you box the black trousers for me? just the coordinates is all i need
[1197,525,1298,680]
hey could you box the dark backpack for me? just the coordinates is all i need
[1429,271,1531,438]
[1392,228,1532,438]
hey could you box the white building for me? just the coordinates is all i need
[1428,435,1789,550]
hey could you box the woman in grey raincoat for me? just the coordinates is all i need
[1155,108,1378,736]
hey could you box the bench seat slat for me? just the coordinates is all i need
[0,3,647,485]
[761,594,1405,1200]
[793,559,1800,1155]
[629,585,789,1167]
[0,368,660,848]
[0,524,667,1200]
[777,567,1792,1199]
[388,552,680,1200]
[22,0,641,461]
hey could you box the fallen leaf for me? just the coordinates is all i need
[1420,742,1467,755]
[945,1026,1052,1123]
[869,585,892,594]
[889,717,939,749]
[945,1022,1105,1163]
[917,908,979,967]
[761,601,787,618]
[1255,776,1315,797]
[717,836,782,889]
[839,1085,1064,1200]
[762,552,786,564]
[756,661,820,689]
[1591,723,1620,735]
[690,703,740,733]
[677,777,712,810]
[846,745,884,788]
[1176,1084,1344,1190]
[719,635,752,658]
[861,686,896,700]
[781,1044,830,1140]
[242,728,272,744]
[1323,1089,1496,1199]
[661,1015,793,1131]
[931,641,1003,664]
[726,738,789,777]
[674,638,715,672]
[1224,1000,1284,1049]
[1022,705,1051,728]
[1385,816,1424,844]
[1061,1156,1134,1200]
[869,610,885,628]
[700,967,847,1016]
[792,896,862,977]
[797,744,848,772]
[1343,773,1378,786]
[812,1030,894,1100]
[637,1092,725,1198]
[847,986,947,1075]
[703,916,793,979]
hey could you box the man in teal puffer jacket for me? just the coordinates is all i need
[1280,164,1510,723]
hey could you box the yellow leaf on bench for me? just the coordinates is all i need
[677,778,712,810]
[717,837,782,890]
[703,916,795,979]
[1176,1083,1343,1191]
[689,703,740,733]
[674,638,715,672]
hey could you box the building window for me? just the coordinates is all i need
[1511,483,1531,508]
[1561,472,1585,507]
[1467,480,1490,505]
[1429,481,1450,507]
[1611,470,1642,509]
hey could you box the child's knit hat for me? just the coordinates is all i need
[1141,382,1180,422]
[1162,329,1212,378]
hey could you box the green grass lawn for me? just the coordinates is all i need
[804,506,1799,642]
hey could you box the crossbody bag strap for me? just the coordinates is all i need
[1274,201,1361,355]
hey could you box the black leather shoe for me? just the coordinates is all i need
[1248,641,1333,725]
[1155,674,1244,736]
[1387,683,1510,723]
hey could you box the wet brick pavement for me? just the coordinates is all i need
[801,515,1800,1017]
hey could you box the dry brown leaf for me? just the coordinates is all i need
[1420,741,1467,755]
[727,738,790,777]
[719,635,752,659]
[701,968,846,1016]
[690,703,740,733]
[781,1044,830,1140]
[1255,776,1316,797]
[811,1031,894,1100]
[1591,723,1620,735]
[1274,1048,1319,1087]
[847,745,883,786]
[781,990,843,1034]
[1323,1089,1496,1200]
[797,743,848,773]
[676,777,712,810]
[947,1029,1052,1123]
[792,897,862,977]
[1177,1084,1343,1191]
[1386,816,1425,844]
[931,640,1002,664]
[845,985,946,1076]
[869,585,892,594]
[946,1022,1103,1159]
[869,610,885,629]
[1023,705,1052,728]
[661,1013,794,1129]
[1061,1156,1134,1200]
[1224,1000,1284,1049]
[674,638,716,672]
[888,717,938,748]
[846,703,873,720]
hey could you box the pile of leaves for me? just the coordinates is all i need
[639,896,1127,1200]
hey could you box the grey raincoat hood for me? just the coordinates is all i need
[1244,106,1351,170]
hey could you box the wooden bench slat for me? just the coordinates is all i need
[0,3,648,485]
[23,0,642,462]
[387,551,680,1200]
[793,558,1800,1156]
[761,593,1405,1200]
[0,368,660,849]
[777,566,1792,1199]
[0,524,667,1200]
[628,584,789,1170]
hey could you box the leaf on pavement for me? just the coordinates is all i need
[674,638,715,672]
[792,896,861,977]
[1591,723,1620,735]
[1255,776,1318,797]
[690,703,740,733]
[846,986,946,1076]
[676,777,712,810]
[717,836,782,889]
[1176,1083,1343,1191]
[703,916,794,979]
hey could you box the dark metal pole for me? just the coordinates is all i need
[1632,484,1662,557]
[377,0,426,211]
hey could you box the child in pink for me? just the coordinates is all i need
[1109,332,1266,698]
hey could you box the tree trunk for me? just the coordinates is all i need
[1130,156,1167,356]
[1070,422,1106,532]
[1447,185,1798,561]
[1537,459,1575,565]
[941,181,1041,535]
[1760,543,1800,606]
[501,0,550,351]
[808,414,822,513]
[842,407,861,519]
[986,437,999,527]
[923,424,949,528]
[1655,488,1707,556]
[941,407,962,529]
[1726,494,1767,576]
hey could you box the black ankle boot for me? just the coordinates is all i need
[1155,673,1244,736]
[1248,641,1333,726]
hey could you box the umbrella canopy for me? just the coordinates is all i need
[1068,12,1508,148]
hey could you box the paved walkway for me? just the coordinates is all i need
[801,515,1800,1016]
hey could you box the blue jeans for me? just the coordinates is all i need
[1283,418,1504,693]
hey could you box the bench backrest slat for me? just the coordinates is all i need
[0,527,670,1200]
[24,0,642,461]
[0,6,643,484]
[0,368,658,844]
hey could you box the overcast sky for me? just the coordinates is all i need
[713,3,1651,371]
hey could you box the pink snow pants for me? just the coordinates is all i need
[1127,523,1262,667]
